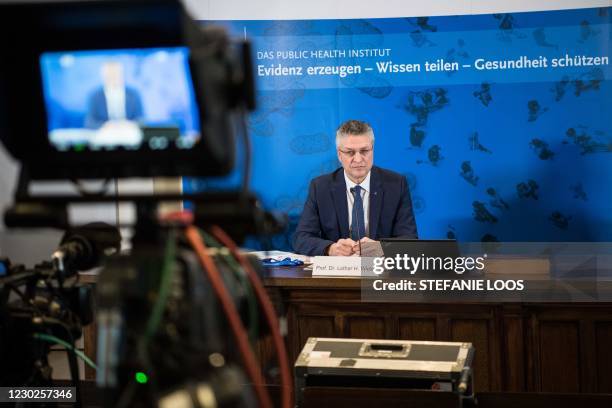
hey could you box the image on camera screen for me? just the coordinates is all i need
[40,47,201,152]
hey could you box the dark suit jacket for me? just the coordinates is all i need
[84,86,144,129]
[293,166,418,256]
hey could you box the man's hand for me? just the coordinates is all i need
[328,238,357,256]
[352,237,376,255]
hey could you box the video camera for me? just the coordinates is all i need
[0,0,254,180]
[0,1,291,407]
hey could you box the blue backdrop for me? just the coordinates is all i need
[185,7,612,250]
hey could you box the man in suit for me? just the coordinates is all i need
[85,61,143,129]
[293,120,418,256]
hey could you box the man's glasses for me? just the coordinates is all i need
[338,147,373,158]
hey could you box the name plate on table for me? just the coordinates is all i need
[312,256,375,277]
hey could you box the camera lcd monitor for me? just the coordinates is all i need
[39,47,201,152]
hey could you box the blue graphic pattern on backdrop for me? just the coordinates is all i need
[185,7,612,249]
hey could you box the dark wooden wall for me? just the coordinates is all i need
[277,288,612,393]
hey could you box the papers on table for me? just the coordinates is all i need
[249,250,312,265]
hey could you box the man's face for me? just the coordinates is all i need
[337,134,374,183]
[101,63,124,89]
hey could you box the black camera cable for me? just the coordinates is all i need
[236,108,277,254]
[237,108,251,197]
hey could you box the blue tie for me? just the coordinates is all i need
[350,185,366,241]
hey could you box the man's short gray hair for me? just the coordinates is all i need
[335,120,375,148]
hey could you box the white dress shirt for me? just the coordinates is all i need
[104,86,126,120]
[344,170,370,238]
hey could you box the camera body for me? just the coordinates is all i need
[0,0,254,179]
[0,2,280,406]
[95,231,262,407]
